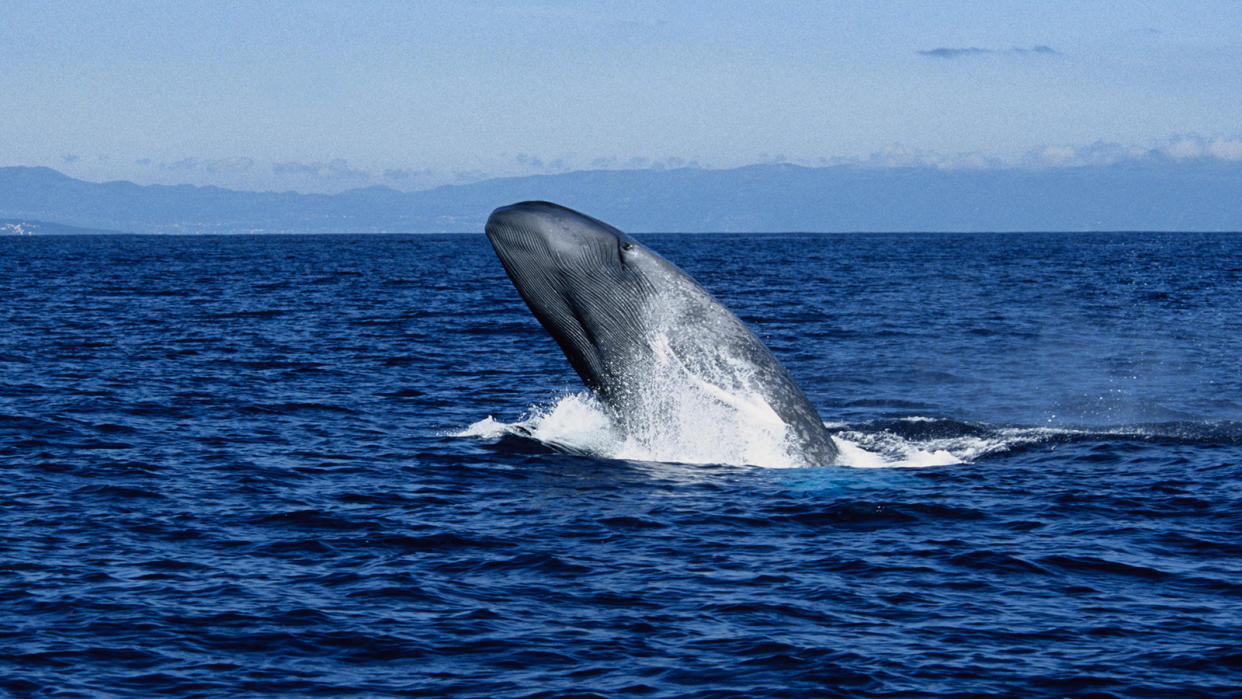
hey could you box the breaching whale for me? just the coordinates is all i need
[485,201,839,467]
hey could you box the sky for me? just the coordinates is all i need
[3,0,1241,193]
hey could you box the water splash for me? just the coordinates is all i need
[456,392,790,467]
[458,394,977,469]
[459,402,1239,469]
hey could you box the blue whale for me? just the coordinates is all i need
[485,201,838,467]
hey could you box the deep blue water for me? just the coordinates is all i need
[1,232,1240,697]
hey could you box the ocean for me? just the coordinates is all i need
[1,232,1239,697]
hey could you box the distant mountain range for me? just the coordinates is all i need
[2,162,1240,234]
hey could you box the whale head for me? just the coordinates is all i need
[485,201,679,396]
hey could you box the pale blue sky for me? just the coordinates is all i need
[3,1,1241,192]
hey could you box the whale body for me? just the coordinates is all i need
[485,201,838,467]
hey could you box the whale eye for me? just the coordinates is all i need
[621,242,635,252]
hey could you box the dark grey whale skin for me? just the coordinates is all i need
[485,201,839,466]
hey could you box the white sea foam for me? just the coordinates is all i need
[457,391,802,467]
[454,394,1076,469]
[832,418,1100,466]
[832,434,961,468]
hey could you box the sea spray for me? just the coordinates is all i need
[459,395,978,469]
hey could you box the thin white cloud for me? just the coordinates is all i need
[1035,145,1079,165]
[1163,136,1242,162]
[158,156,254,173]
[204,157,254,174]
[856,144,1001,170]
[1021,136,1242,168]
[918,45,1059,59]
[1206,138,1242,161]
[272,158,368,181]
[1164,138,1204,159]
[383,167,436,181]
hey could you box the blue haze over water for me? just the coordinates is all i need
[1,232,1240,697]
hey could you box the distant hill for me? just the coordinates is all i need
[2,162,1241,233]
[1,217,127,235]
